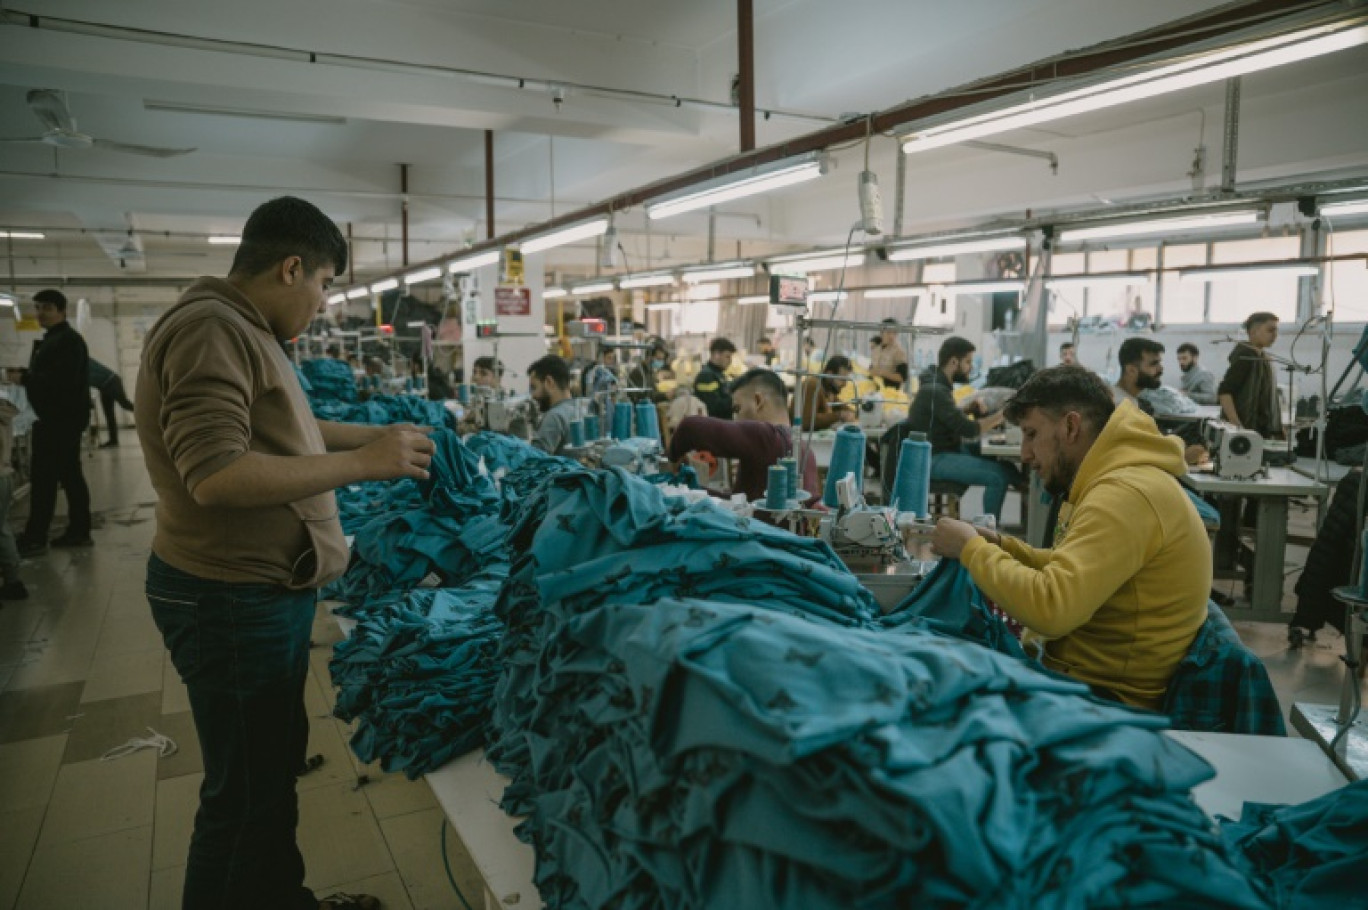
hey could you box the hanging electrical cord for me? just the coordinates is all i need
[439,819,476,910]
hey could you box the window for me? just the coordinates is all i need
[1050,252,1086,275]
[672,299,719,336]
[1158,244,1209,324]
[1326,229,1368,323]
[1206,236,1302,323]
[921,262,956,285]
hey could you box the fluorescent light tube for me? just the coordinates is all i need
[404,267,442,285]
[902,21,1368,155]
[370,278,399,293]
[945,280,1024,295]
[645,301,681,311]
[521,218,609,254]
[769,252,865,273]
[618,273,676,289]
[1181,263,1319,282]
[647,154,825,221]
[809,291,849,303]
[327,293,346,305]
[0,231,45,240]
[573,281,615,295]
[864,286,926,299]
[738,295,770,305]
[448,250,500,272]
[681,264,755,283]
[1046,273,1153,288]
[1320,198,1368,218]
[886,235,1025,261]
[406,320,426,328]
[0,297,14,307]
[1059,211,1259,243]
[543,287,568,299]
[207,235,241,245]
[346,287,371,300]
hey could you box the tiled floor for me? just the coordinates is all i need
[0,440,1361,909]
[0,441,482,909]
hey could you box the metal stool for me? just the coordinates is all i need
[928,480,969,520]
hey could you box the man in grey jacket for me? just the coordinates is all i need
[1176,343,1217,405]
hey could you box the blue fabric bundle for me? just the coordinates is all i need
[334,479,423,534]
[299,357,358,402]
[324,509,506,602]
[1221,780,1368,910]
[486,468,1267,909]
[420,428,500,519]
[465,431,553,474]
[881,558,1026,659]
[312,394,452,429]
[330,568,508,778]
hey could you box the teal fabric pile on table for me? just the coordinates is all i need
[299,357,359,402]
[312,393,452,430]
[486,468,1272,910]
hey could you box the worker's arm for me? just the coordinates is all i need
[957,480,1159,637]
[1218,393,1242,427]
[1216,354,1252,427]
[317,418,430,451]
[193,430,435,508]
[668,415,760,462]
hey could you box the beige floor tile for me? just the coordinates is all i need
[80,646,165,703]
[38,750,157,848]
[381,807,483,910]
[92,608,163,657]
[18,825,151,910]
[298,712,365,794]
[0,600,46,646]
[309,646,340,713]
[361,765,439,820]
[155,710,204,781]
[0,681,84,744]
[298,781,395,893]
[61,690,163,764]
[0,807,45,910]
[153,771,202,871]
[149,864,185,910]
[4,614,102,691]
[160,652,191,716]
[0,735,67,812]
[321,870,415,910]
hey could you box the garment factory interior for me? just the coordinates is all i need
[2,1,1368,908]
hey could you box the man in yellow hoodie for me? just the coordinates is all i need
[930,366,1209,709]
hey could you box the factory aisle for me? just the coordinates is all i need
[0,439,1360,909]
[0,441,482,910]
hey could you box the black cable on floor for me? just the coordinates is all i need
[439,817,476,910]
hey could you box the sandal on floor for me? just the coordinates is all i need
[318,893,382,910]
[298,753,325,776]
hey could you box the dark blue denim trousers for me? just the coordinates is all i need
[147,553,318,910]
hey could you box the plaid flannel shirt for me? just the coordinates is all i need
[1163,602,1286,736]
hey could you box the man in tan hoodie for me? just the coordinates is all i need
[932,366,1209,709]
[137,196,433,910]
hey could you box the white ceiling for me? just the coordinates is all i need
[1,0,1366,301]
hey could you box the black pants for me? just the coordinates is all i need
[99,376,134,444]
[147,554,318,910]
[23,420,90,542]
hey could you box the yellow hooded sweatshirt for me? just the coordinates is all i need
[961,401,1210,709]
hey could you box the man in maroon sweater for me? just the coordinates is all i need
[668,368,818,502]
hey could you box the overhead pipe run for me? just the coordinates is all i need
[737,0,756,152]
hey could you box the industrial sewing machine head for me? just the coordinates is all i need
[1203,419,1264,479]
[818,474,902,569]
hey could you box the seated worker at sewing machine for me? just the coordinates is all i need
[1113,338,1208,466]
[908,336,1022,522]
[791,355,857,430]
[668,368,817,504]
[931,366,1209,709]
[528,355,578,456]
[471,356,503,391]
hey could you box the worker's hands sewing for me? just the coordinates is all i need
[930,518,984,560]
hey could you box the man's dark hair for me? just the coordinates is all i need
[1177,342,1199,357]
[881,317,897,326]
[528,354,571,390]
[230,196,348,279]
[472,356,503,376]
[710,337,737,355]
[937,336,976,369]
[1243,311,1279,331]
[824,355,852,375]
[1004,365,1116,432]
[1059,341,1075,353]
[759,337,773,347]
[731,368,786,406]
[1118,337,1164,369]
[33,289,68,311]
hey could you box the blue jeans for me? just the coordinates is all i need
[146,554,318,910]
[930,451,1021,520]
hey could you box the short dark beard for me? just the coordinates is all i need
[1044,452,1077,498]
[1137,372,1162,391]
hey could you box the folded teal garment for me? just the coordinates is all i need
[881,558,1026,658]
[300,358,358,402]
[312,393,452,429]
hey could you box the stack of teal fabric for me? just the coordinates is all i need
[299,357,358,402]
[312,393,452,430]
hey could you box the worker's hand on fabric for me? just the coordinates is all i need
[930,518,979,560]
[1183,443,1208,466]
[358,426,436,481]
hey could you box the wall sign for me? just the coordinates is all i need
[494,286,531,316]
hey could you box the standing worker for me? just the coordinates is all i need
[137,196,433,910]
[694,337,737,420]
[870,318,909,390]
[1218,313,1283,438]
[17,289,93,556]
[88,357,135,447]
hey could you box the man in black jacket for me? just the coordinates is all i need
[907,336,1021,521]
[694,337,737,420]
[18,290,93,555]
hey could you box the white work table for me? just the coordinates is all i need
[1292,459,1355,486]
[1165,730,1348,821]
[1180,466,1328,622]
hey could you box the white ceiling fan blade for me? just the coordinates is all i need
[0,137,49,144]
[27,89,76,133]
[90,137,197,158]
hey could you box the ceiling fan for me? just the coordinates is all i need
[1,89,196,158]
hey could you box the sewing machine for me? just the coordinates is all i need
[819,474,903,569]
[565,436,664,475]
[1203,420,1265,479]
[471,393,537,440]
